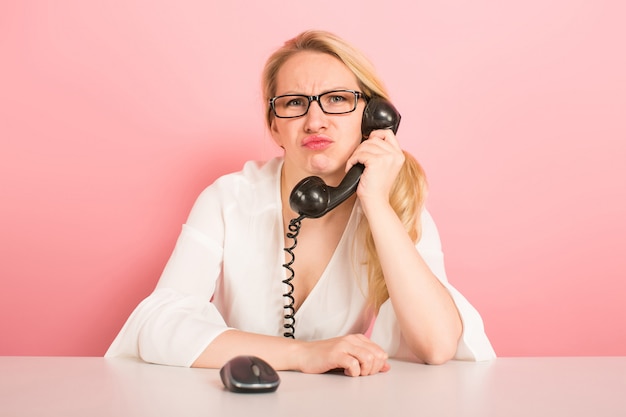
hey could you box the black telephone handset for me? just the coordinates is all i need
[281,97,401,339]
[289,97,401,219]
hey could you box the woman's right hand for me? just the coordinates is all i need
[293,334,390,376]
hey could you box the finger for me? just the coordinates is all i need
[363,340,390,375]
[341,356,361,377]
[354,138,401,165]
[351,352,389,376]
[345,141,387,172]
[367,128,400,148]
[361,349,390,376]
[345,339,389,376]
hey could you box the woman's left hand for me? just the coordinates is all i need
[346,128,405,212]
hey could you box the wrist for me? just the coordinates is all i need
[360,198,394,219]
[286,339,306,371]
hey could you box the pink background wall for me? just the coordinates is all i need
[1,1,624,357]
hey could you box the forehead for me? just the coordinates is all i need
[275,51,359,94]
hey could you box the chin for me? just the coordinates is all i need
[308,154,342,173]
[308,153,345,169]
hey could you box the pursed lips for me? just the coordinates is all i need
[302,135,333,150]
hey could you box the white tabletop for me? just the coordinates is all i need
[1,356,624,416]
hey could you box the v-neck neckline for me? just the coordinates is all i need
[293,202,359,316]
[273,158,360,316]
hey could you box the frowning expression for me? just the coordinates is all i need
[270,51,366,182]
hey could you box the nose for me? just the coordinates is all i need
[303,100,328,132]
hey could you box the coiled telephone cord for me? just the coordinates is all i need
[282,215,303,338]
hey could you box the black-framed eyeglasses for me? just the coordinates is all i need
[269,90,365,118]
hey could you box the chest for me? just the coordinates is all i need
[285,223,347,312]
[217,194,370,335]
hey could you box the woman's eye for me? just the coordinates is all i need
[328,95,346,103]
[286,98,305,107]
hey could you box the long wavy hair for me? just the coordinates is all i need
[262,30,428,312]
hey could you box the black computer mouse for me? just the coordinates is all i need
[219,355,280,393]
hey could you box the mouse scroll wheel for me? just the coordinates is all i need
[251,364,261,378]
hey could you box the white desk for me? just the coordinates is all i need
[1,356,624,416]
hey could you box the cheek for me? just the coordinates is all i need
[270,120,284,147]
[351,107,365,139]
[348,118,364,144]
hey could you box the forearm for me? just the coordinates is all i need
[191,329,301,370]
[363,202,462,364]
[192,329,390,376]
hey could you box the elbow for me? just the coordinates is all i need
[409,332,460,365]
[422,346,456,365]
[418,344,456,365]
[423,317,463,365]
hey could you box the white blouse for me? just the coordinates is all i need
[106,157,496,366]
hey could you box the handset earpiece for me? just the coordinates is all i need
[289,96,401,219]
[361,97,401,138]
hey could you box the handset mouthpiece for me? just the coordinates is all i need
[289,176,330,219]
[289,163,364,219]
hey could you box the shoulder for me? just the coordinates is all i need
[200,158,280,199]
[187,158,282,222]
[232,157,282,185]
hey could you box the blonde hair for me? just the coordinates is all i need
[262,30,428,311]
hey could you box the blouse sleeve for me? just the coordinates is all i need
[369,209,496,361]
[105,185,234,367]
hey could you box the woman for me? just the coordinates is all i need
[106,30,495,376]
